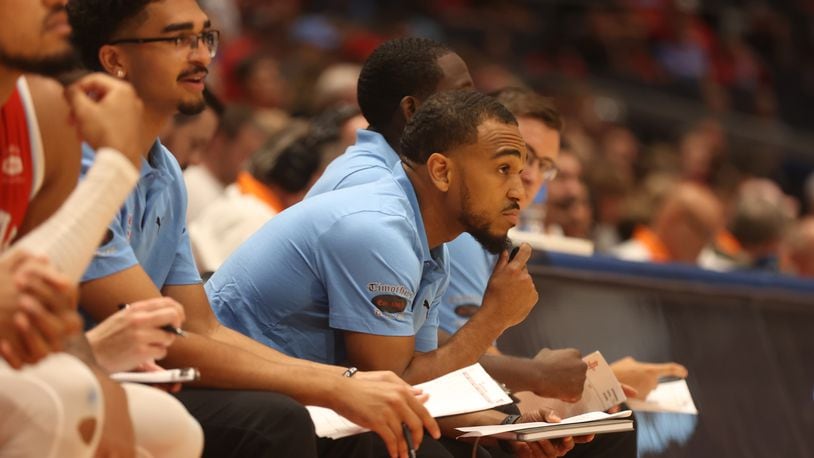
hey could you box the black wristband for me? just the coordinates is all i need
[501,414,521,425]
[343,367,358,378]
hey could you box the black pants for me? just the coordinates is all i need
[175,388,373,458]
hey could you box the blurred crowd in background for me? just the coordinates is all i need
[168,0,814,278]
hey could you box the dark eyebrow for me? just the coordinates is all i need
[161,19,211,33]
[491,147,523,160]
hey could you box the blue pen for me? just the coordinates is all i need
[402,423,416,458]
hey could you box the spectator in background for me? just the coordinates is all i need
[613,182,724,264]
[781,217,814,278]
[235,53,291,110]
[544,148,594,239]
[702,178,796,271]
[159,90,221,170]
[599,125,639,186]
[588,164,632,252]
[309,103,368,170]
[546,181,594,240]
[311,63,362,113]
[183,105,268,223]
[190,121,322,273]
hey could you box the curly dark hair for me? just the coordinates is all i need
[356,37,451,129]
[67,0,155,71]
[400,90,517,164]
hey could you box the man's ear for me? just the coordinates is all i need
[399,96,419,121]
[98,45,128,78]
[426,152,452,192]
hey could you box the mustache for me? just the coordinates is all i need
[502,202,520,212]
[177,66,209,80]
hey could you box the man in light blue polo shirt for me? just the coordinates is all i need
[209,162,447,363]
[209,90,579,456]
[81,141,200,288]
[306,37,473,198]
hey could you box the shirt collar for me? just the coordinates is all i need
[139,140,175,185]
[356,129,400,168]
[392,163,440,265]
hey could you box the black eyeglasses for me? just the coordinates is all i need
[526,155,559,182]
[109,30,220,58]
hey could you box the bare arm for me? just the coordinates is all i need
[345,245,538,384]
[80,265,441,456]
[80,265,346,389]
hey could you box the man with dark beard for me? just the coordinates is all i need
[208,90,578,457]
[68,1,440,457]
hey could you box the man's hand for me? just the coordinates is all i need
[610,356,688,400]
[531,348,587,402]
[479,243,538,330]
[0,251,82,368]
[64,73,144,167]
[508,409,583,458]
[86,298,185,373]
[333,370,440,458]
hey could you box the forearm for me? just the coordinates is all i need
[402,312,505,384]
[7,149,138,282]
[65,332,101,367]
[161,332,347,407]
[206,320,345,374]
[480,353,541,393]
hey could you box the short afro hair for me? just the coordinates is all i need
[400,90,517,165]
[491,87,563,132]
[357,37,452,129]
[67,0,155,71]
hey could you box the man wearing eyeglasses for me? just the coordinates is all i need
[438,88,693,458]
[67,1,439,457]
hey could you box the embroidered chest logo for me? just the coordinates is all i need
[2,145,23,177]
[368,282,414,314]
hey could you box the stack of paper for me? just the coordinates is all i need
[627,379,698,414]
[457,410,634,441]
[306,363,512,439]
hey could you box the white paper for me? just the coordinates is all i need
[456,410,633,438]
[627,379,698,414]
[414,362,513,417]
[307,363,512,439]
[533,351,627,418]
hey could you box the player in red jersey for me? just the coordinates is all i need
[1,0,202,456]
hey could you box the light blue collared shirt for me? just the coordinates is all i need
[207,164,449,365]
[305,129,399,198]
[80,141,201,288]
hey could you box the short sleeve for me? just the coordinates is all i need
[81,210,139,282]
[162,157,201,285]
[163,223,202,285]
[316,211,423,337]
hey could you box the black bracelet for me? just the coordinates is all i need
[500,414,521,425]
[343,367,358,378]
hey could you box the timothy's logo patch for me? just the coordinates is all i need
[372,295,409,314]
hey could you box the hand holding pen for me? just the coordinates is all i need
[85,297,186,373]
